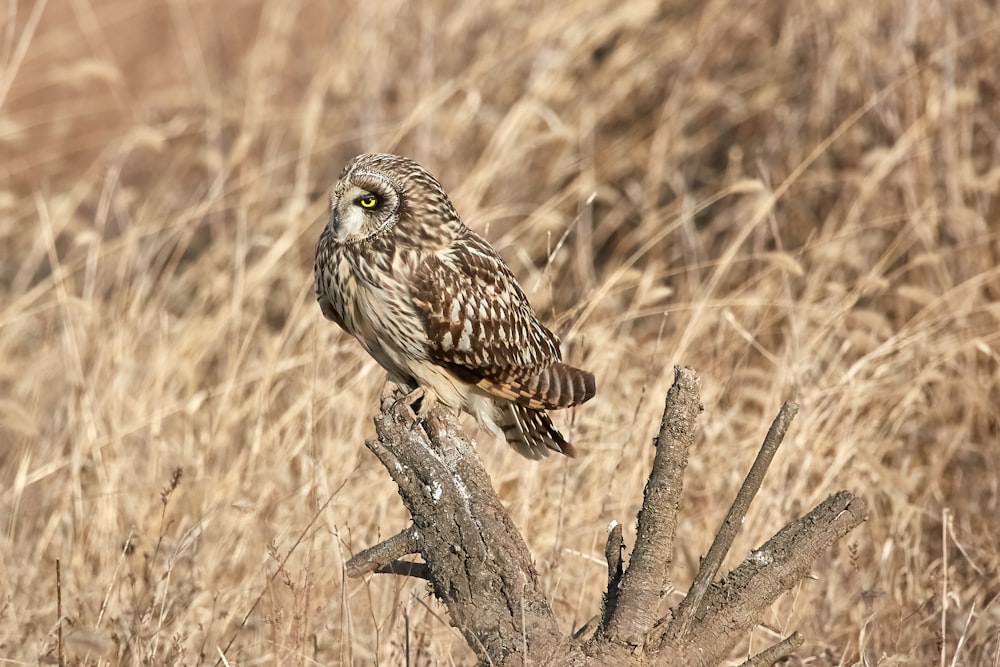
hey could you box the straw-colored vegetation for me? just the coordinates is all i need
[2,0,998,664]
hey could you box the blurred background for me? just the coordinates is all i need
[2,0,998,664]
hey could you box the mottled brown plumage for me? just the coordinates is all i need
[314,153,595,458]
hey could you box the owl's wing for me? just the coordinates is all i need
[412,232,593,410]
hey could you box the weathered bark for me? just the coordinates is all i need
[348,397,567,664]
[345,366,868,666]
[655,491,867,664]
[601,367,702,647]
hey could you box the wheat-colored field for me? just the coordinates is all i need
[2,0,999,664]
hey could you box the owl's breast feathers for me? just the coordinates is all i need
[316,240,426,387]
[412,232,595,411]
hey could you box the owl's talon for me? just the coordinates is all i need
[397,386,424,410]
[394,386,438,429]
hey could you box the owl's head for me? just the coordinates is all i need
[326,153,462,246]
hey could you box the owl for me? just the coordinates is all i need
[313,153,595,459]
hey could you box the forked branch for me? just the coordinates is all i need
[667,401,800,642]
[345,368,867,666]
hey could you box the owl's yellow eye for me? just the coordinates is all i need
[357,195,378,209]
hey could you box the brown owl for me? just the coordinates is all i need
[313,153,595,459]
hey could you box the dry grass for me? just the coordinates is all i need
[2,0,999,664]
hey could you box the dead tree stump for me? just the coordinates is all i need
[346,366,867,666]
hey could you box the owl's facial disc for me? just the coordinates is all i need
[328,173,400,244]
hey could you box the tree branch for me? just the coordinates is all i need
[668,401,800,642]
[352,373,866,667]
[603,366,702,647]
[739,632,804,667]
[656,491,868,663]
[345,525,421,578]
[600,521,625,630]
[364,396,565,665]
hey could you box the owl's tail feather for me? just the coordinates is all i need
[500,403,577,459]
[517,363,596,410]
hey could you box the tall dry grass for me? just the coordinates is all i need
[2,0,998,664]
